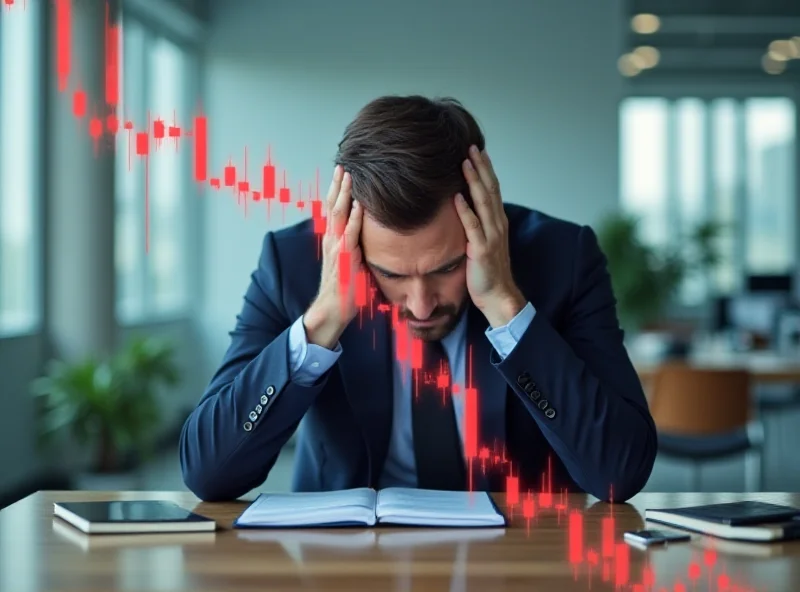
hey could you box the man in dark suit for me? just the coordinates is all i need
[179,95,657,503]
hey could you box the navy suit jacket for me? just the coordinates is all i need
[179,204,657,502]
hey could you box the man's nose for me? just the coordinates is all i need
[405,280,437,320]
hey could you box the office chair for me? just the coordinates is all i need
[648,363,763,492]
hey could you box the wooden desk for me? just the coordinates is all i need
[2,490,799,591]
[635,351,800,384]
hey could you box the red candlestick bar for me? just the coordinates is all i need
[194,116,207,181]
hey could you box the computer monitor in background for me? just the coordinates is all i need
[725,273,797,347]
[711,275,793,333]
[710,296,731,333]
[728,296,785,336]
[746,274,793,294]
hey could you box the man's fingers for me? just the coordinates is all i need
[471,146,500,199]
[338,202,363,307]
[454,193,485,248]
[325,166,343,237]
[469,146,503,217]
[462,157,496,239]
[326,165,343,211]
[329,171,352,237]
[342,199,363,252]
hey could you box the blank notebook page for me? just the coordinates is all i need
[376,488,505,526]
[237,488,377,526]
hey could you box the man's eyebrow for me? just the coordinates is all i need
[367,254,466,277]
[430,254,467,273]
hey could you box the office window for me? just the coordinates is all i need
[115,18,190,323]
[116,19,146,321]
[745,99,795,273]
[148,37,188,312]
[711,99,738,293]
[620,98,669,246]
[620,96,796,305]
[0,3,41,336]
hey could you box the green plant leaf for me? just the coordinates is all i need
[28,335,181,467]
[597,212,723,332]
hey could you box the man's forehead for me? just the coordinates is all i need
[366,252,465,277]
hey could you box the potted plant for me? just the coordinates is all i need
[596,213,723,334]
[29,336,180,473]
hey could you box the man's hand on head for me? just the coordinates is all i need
[454,145,526,328]
[304,165,364,349]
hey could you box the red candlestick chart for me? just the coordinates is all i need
[0,2,778,589]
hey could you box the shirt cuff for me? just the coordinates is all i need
[484,301,536,360]
[288,315,342,383]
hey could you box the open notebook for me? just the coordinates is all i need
[232,487,507,528]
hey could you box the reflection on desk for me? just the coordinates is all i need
[52,518,218,551]
[237,527,507,564]
[691,535,791,559]
[1,490,799,591]
[237,527,506,548]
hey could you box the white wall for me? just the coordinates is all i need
[0,335,47,491]
[201,0,624,364]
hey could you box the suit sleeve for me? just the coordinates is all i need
[179,233,335,501]
[491,225,657,503]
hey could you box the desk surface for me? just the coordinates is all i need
[2,490,799,591]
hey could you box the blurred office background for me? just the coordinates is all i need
[1,0,799,508]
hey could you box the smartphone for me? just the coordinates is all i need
[623,529,691,546]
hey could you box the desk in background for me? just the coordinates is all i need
[635,350,800,384]
[1,490,799,591]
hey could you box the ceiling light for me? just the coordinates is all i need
[633,46,660,68]
[762,54,787,75]
[768,49,789,61]
[787,37,800,58]
[631,14,660,35]
[618,54,643,77]
[768,40,794,60]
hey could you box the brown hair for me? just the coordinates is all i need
[335,95,485,232]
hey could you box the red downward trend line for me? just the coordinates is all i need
[30,0,497,477]
[0,3,777,590]
[8,0,329,255]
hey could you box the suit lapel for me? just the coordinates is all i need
[466,303,507,491]
[337,304,394,488]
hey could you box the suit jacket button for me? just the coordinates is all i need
[244,421,253,431]
[266,386,275,396]
[524,382,536,394]
[516,373,531,387]
[537,399,549,411]
[545,408,556,419]
[249,410,258,421]
[256,404,263,414]
[261,394,268,405]
[531,389,541,400]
